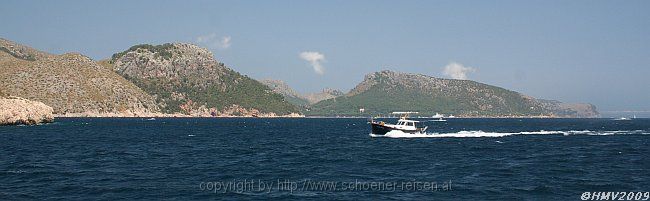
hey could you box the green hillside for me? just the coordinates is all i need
[111,43,299,116]
[307,71,580,117]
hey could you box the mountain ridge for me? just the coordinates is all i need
[259,79,310,106]
[306,70,598,117]
[0,38,598,118]
[109,43,301,117]
[260,79,344,106]
[0,38,161,116]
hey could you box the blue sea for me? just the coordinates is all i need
[1,118,649,200]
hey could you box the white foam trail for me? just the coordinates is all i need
[369,130,649,138]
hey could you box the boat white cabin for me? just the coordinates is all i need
[370,112,427,135]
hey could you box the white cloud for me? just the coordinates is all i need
[300,51,326,75]
[443,62,476,80]
[196,33,231,49]
[220,36,231,49]
[196,33,216,43]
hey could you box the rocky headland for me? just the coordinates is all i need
[0,38,160,116]
[306,70,599,117]
[107,43,300,117]
[0,96,54,125]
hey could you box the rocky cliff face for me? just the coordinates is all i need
[260,79,310,106]
[260,79,343,106]
[0,38,160,116]
[309,70,599,117]
[536,99,599,118]
[110,43,299,116]
[0,96,54,125]
[303,88,344,104]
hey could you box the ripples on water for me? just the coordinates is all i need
[1,118,648,200]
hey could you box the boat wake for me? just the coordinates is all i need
[369,130,650,138]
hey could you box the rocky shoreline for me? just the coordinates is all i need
[0,96,54,125]
[54,112,304,118]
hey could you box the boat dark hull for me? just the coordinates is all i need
[371,122,417,135]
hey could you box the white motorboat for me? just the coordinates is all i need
[369,112,428,135]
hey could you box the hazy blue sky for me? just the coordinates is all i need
[1,0,649,111]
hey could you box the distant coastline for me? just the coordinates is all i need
[51,114,603,119]
[54,113,305,118]
[1,38,600,120]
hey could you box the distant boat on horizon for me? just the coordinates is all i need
[613,117,631,121]
[431,117,447,122]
